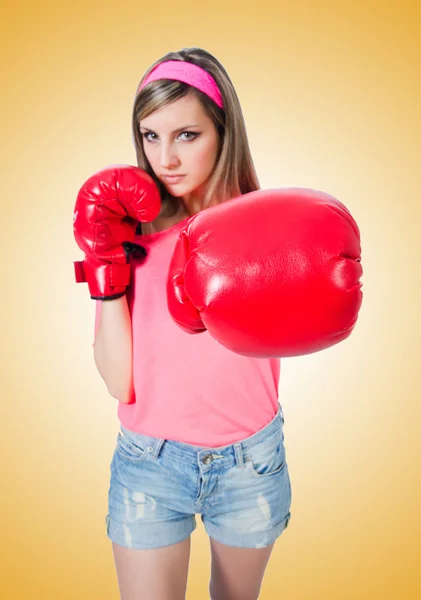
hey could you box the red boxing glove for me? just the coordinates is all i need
[166,188,363,358]
[73,165,161,300]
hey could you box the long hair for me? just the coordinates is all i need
[131,47,260,218]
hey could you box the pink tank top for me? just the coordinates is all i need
[94,218,282,447]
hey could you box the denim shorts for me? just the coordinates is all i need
[105,405,292,549]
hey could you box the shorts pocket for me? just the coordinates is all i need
[245,435,287,478]
[115,430,148,462]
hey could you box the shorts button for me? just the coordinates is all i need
[202,454,213,464]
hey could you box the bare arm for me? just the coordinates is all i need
[93,296,134,404]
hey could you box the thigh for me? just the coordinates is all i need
[209,537,275,600]
[106,429,197,550]
[112,536,191,600]
[202,419,292,550]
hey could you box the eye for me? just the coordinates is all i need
[142,132,157,142]
[178,132,199,141]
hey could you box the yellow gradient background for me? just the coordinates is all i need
[1,1,420,598]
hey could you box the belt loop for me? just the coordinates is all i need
[149,438,165,460]
[279,405,285,424]
[233,442,245,469]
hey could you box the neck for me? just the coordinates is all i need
[181,192,204,217]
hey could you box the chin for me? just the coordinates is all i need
[166,187,187,198]
[166,184,195,198]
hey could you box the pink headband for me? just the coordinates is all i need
[136,60,224,109]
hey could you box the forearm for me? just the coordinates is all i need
[93,295,135,403]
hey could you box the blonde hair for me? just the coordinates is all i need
[131,47,260,218]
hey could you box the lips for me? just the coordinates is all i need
[162,174,186,183]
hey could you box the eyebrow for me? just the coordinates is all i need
[139,124,199,134]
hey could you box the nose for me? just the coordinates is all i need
[159,141,180,170]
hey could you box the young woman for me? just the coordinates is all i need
[91,47,292,600]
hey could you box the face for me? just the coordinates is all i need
[139,91,220,212]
